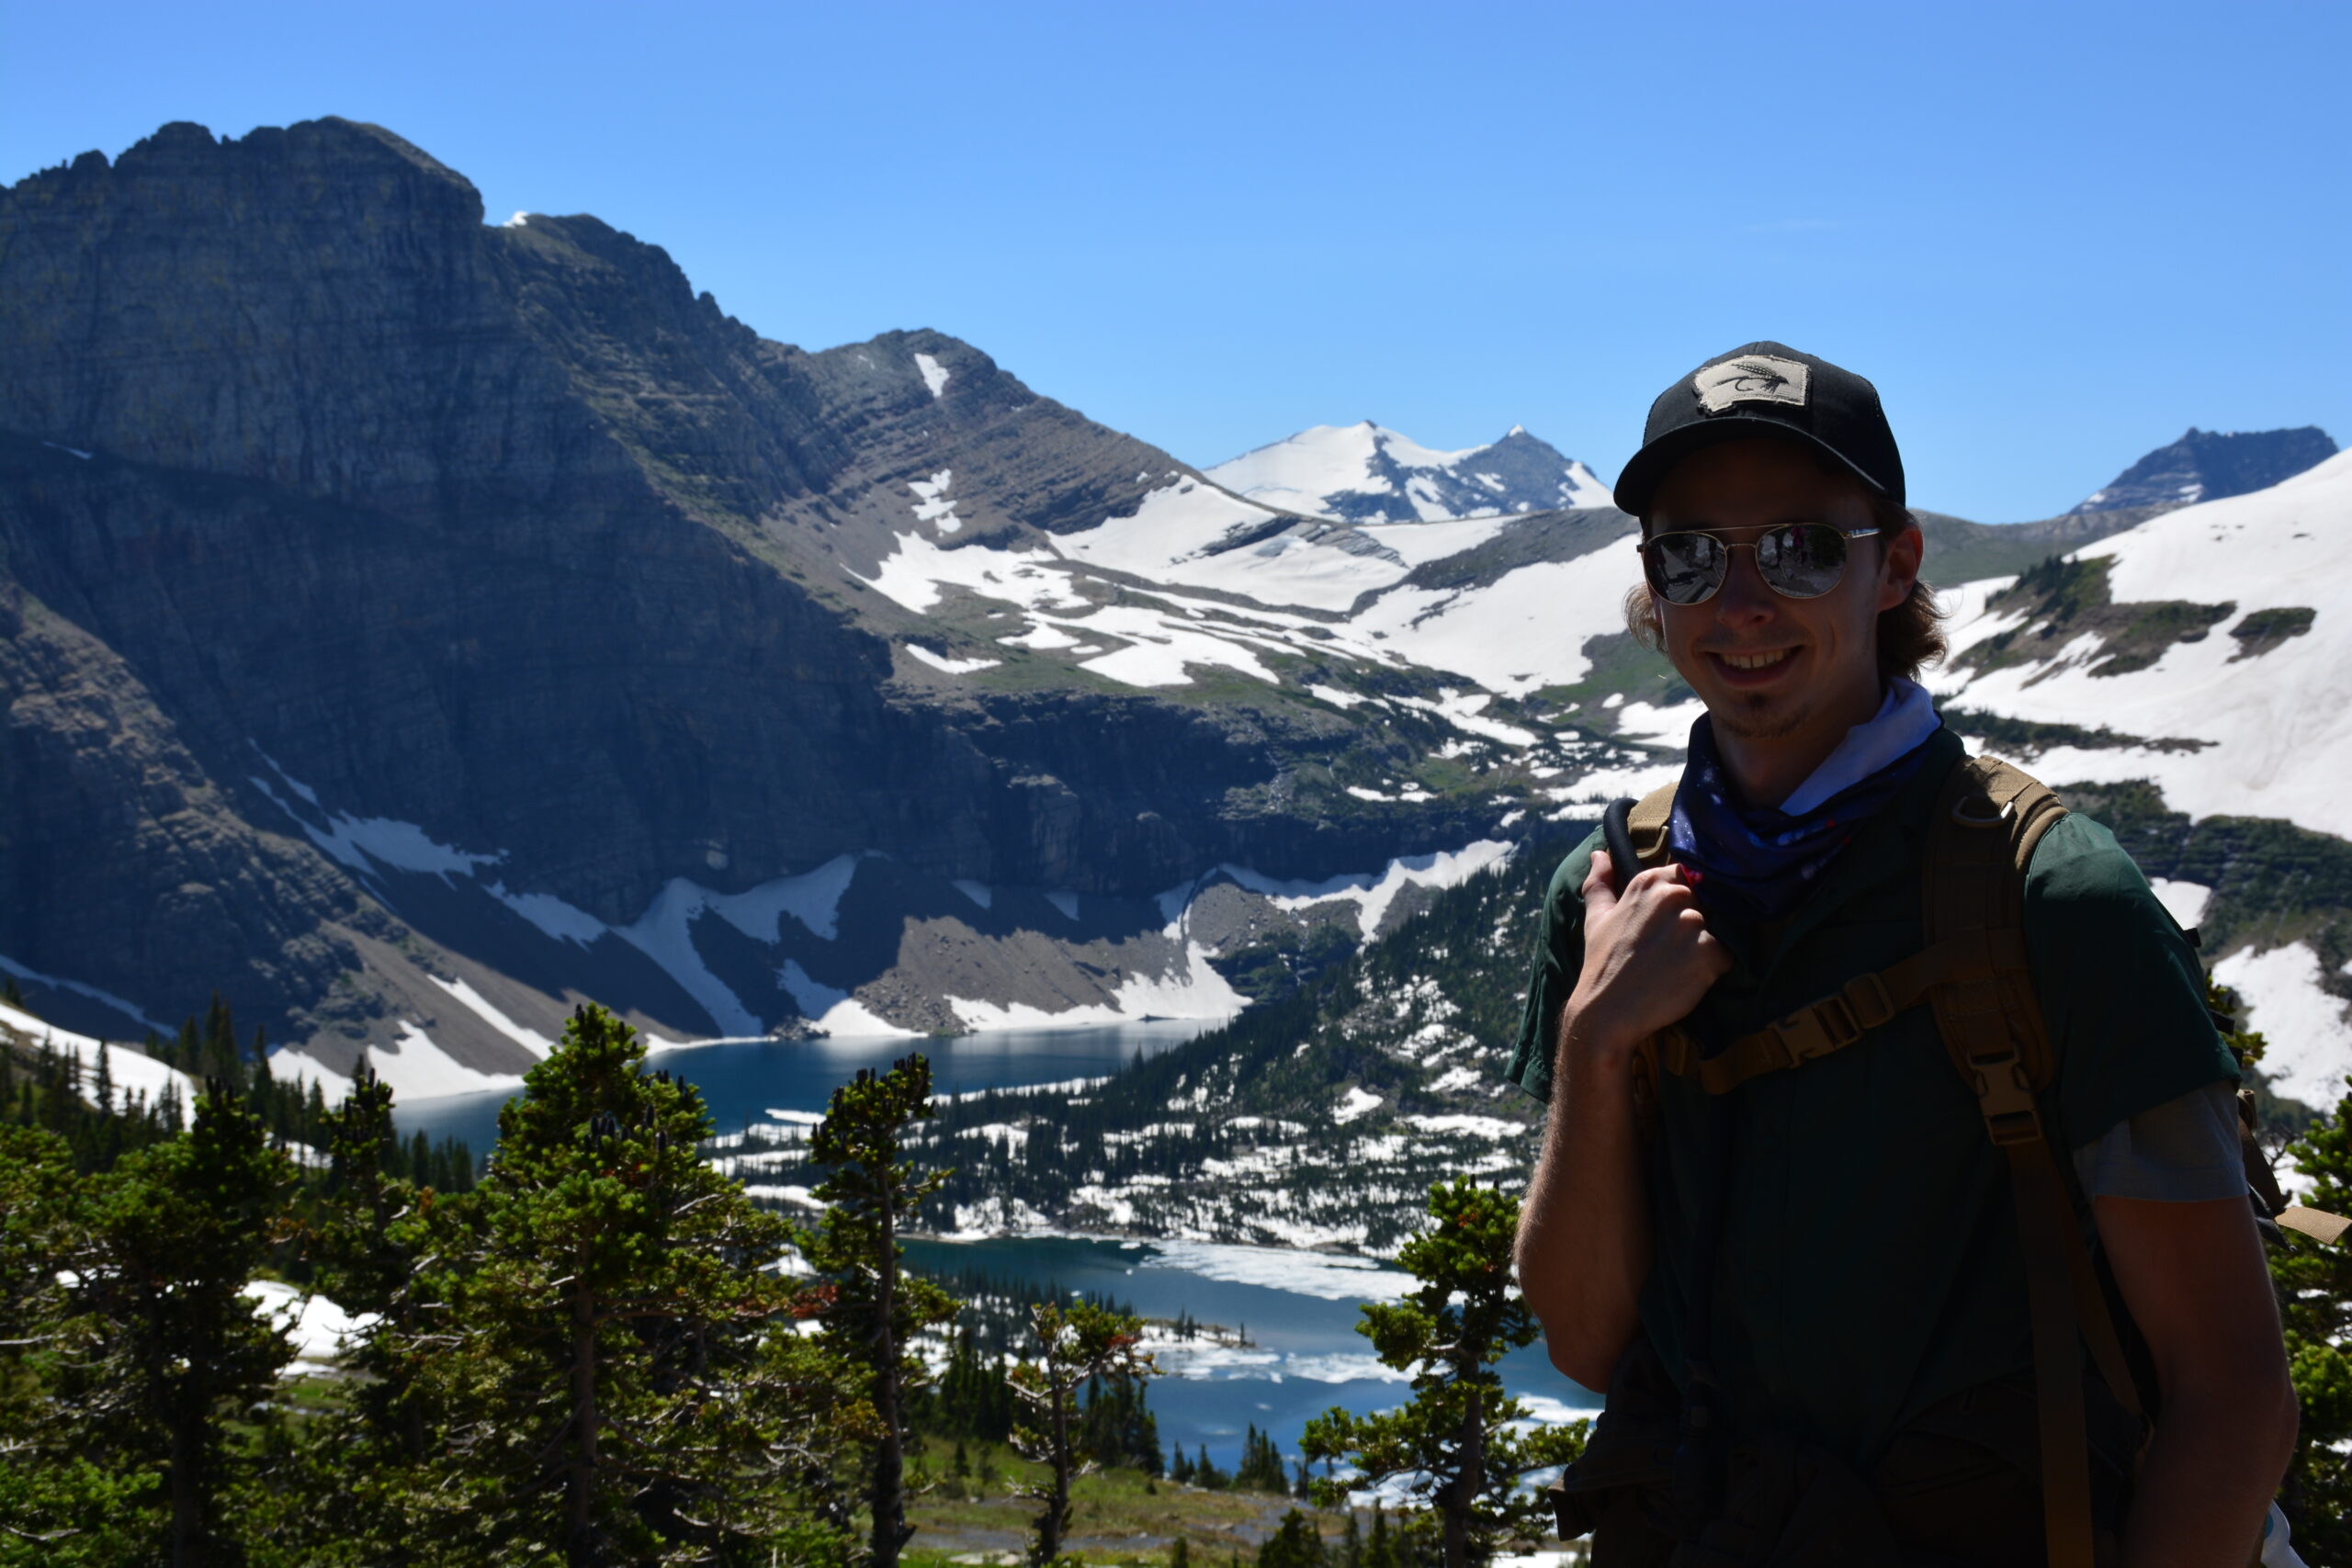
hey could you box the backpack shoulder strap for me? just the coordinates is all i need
[1627,784,1677,868]
[1923,753,2143,1568]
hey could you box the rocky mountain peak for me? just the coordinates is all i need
[1204,421,1611,523]
[2070,425,2337,514]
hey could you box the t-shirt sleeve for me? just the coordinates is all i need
[2023,811,2238,1148]
[1505,832,1602,1103]
[2070,1081,2249,1201]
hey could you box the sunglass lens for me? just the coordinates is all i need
[1755,524,1849,598]
[1645,533,1724,604]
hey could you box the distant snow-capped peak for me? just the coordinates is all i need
[1204,421,1612,524]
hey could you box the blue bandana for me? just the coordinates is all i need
[1668,687,1939,919]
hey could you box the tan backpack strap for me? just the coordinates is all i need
[1925,755,2142,1568]
[1626,784,1677,868]
[1658,929,2027,1093]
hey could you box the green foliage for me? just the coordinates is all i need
[908,840,1572,1252]
[1,1030,182,1171]
[1008,1300,1156,1566]
[2271,1073,2352,1556]
[802,1055,960,1568]
[41,1085,298,1565]
[386,1004,838,1566]
[0,1125,163,1565]
[1302,1179,1586,1568]
[1255,1508,1326,1568]
[1078,1372,1160,1476]
[2228,605,2316,660]
[1233,1423,1288,1493]
[1965,554,2236,679]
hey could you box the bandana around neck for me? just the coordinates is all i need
[1666,679,1940,920]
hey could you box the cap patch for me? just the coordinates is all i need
[1693,355,1810,414]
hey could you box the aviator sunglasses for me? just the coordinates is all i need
[1638,524,1880,606]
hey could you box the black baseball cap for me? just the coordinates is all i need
[1613,341,1905,521]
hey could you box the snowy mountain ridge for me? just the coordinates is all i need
[1204,421,1611,523]
[6,117,2352,1129]
[2069,425,2336,514]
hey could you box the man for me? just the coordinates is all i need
[1509,344,2298,1565]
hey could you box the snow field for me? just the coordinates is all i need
[1936,452,2352,840]
[2211,942,2352,1111]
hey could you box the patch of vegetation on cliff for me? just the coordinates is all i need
[2229,605,2317,660]
[1962,554,2237,679]
[1943,706,2212,759]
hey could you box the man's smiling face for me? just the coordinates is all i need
[1646,437,1922,801]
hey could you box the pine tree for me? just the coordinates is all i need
[1009,1299,1155,1565]
[1303,1178,1588,1568]
[2273,1066,2352,1553]
[1261,1514,1336,1568]
[800,1054,958,1568]
[299,1056,437,1559]
[0,1124,158,1565]
[390,1004,839,1566]
[1256,1508,1327,1568]
[49,1082,297,1565]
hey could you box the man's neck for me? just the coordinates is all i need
[1711,680,1887,809]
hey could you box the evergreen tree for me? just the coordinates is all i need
[2273,1066,2352,1553]
[1235,1423,1288,1492]
[1170,1536,1192,1568]
[298,1058,436,1561]
[49,1083,297,1566]
[1009,1299,1154,1565]
[0,1125,157,1565]
[799,1054,957,1568]
[1256,1508,1326,1568]
[1303,1179,1587,1568]
[391,1004,838,1566]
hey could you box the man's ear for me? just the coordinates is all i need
[1876,524,1924,613]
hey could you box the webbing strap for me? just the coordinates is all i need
[1655,930,2026,1094]
[1627,784,1677,866]
[1925,756,2141,1568]
[2007,1139,2098,1567]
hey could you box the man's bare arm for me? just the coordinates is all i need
[1514,851,1726,1389]
[2097,1193,2297,1568]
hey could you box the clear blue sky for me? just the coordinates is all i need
[5,0,2345,520]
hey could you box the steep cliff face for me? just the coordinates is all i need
[0,118,1589,1075]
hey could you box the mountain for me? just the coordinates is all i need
[0,118,1663,1094]
[2070,426,2337,514]
[1204,422,1611,523]
[6,116,2350,1142]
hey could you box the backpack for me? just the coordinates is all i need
[1602,753,2337,1568]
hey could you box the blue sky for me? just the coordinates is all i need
[4,0,2345,520]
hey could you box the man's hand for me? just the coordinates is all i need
[1515,848,1727,1389]
[1566,851,1730,1058]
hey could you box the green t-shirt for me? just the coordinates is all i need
[1505,728,2235,1468]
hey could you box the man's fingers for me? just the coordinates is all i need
[1582,851,1621,910]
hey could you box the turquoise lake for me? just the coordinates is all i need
[393,1021,1600,1467]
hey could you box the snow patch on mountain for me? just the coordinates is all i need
[2211,942,2352,1110]
[1205,421,1611,523]
[0,1000,196,1105]
[427,976,556,1058]
[1208,839,1516,940]
[1932,450,2352,839]
[368,1021,523,1100]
